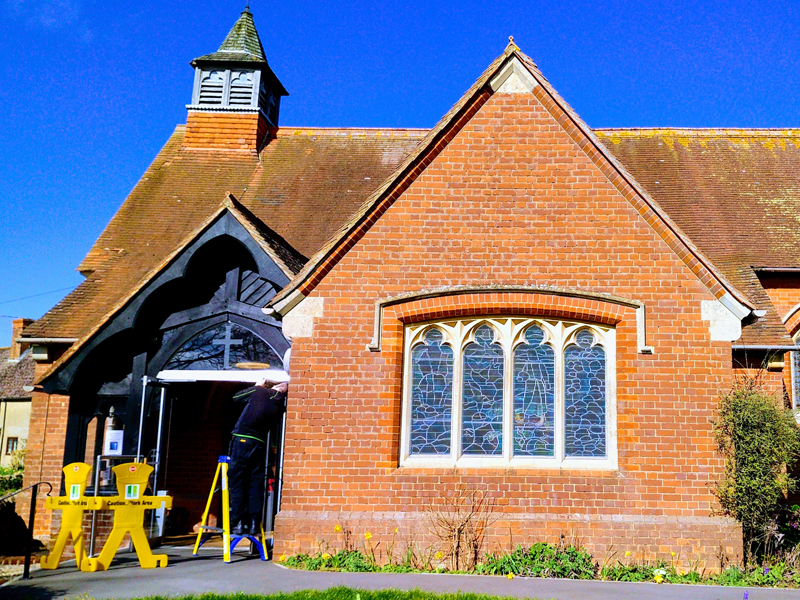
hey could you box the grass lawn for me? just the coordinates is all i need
[121,587,543,600]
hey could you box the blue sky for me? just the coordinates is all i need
[1,0,799,346]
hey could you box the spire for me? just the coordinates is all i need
[192,7,267,64]
[185,7,288,149]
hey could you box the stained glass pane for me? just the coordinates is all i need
[564,329,606,457]
[462,325,504,456]
[410,329,453,455]
[513,326,555,456]
[164,322,282,371]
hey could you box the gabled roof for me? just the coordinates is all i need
[268,44,757,322]
[192,7,267,64]
[25,45,800,353]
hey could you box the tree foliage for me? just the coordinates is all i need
[712,376,800,562]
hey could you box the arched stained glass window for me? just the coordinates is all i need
[513,326,555,456]
[410,328,453,455]
[164,322,282,371]
[403,317,614,468]
[564,329,606,457]
[462,325,504,456]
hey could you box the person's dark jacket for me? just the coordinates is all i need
[232,386,286,442]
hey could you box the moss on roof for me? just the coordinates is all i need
[192,8,267,64]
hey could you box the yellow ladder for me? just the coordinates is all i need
[193,455,233,562]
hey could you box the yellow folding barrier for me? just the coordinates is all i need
[82,463,172,571]
[40,462,94,570]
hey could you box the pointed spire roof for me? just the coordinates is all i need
[192,6,268,65]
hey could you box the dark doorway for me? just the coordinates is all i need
[141,381,283,537]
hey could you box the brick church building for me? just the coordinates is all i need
[19,7,800,565]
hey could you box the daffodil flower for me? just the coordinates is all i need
[334,524,342,533]
[364,531,372,540]
[278,553,286,562]
[507,573,514,580]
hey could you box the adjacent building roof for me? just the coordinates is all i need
[0,349,34,401]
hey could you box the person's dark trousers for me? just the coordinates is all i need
[228,435,266,533]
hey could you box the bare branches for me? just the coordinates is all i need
[425,484,496,571]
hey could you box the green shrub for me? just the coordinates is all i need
[0,466,23,497]
[284,550,375,572]
[600,562,658,582]
[478,542,597,579]
[711,375,800,563]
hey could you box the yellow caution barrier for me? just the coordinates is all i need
[40,462,94,570]
[82,463,172,571]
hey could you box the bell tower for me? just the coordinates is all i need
[184,6,288,150]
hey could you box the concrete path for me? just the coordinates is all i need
[3,546,800,600]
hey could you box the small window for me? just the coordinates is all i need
[5,437,19,455]
[402,317,616,469]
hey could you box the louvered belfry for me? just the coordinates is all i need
[185,6,288,150]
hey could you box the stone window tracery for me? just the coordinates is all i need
[402,317,616,469]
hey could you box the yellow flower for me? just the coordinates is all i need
[624,551,631,557]
[654,575,664,584]
[671,551,676,557]
[278,553,286,562]
[322,552,331,560]
[506,573,514,580]
[435,551,444,560]
[394,527,399,534]
[334,524,342,533]
[364,531,372,540]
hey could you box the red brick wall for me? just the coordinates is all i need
[183,111,268,151]
[18,362,70,541]
[274,86,742,568]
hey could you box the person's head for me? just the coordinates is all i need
[272,381,288,394]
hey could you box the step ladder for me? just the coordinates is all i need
[192,455,267,562]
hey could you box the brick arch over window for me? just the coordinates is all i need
[367,286,648,354]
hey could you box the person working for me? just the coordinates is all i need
[229,379,287,536]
